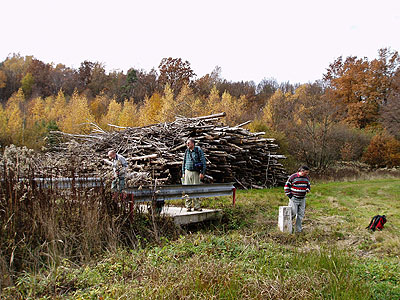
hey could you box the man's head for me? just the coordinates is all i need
[186,138,195,150]
[298,165,310,177]
[108,150,116,160]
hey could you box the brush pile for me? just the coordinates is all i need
[46,113,287,188]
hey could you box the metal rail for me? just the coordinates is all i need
[24,177,104,189]
[6,178,237,205]
[124,183,236,203]
[124,183,236,218]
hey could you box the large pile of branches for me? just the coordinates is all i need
[47,113,287,188]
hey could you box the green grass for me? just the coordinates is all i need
[2,179,400,299]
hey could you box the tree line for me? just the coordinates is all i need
[0,49,399,170]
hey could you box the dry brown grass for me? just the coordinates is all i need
[0,146,180,291]
[312,161,400,183]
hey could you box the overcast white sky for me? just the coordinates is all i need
[1,0,399,84]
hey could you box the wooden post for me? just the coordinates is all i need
[278,206,292,233]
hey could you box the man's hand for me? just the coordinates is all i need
[200,173,204,180]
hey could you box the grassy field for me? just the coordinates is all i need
[2,178,400,299]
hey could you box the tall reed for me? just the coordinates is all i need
[0,145,177,290]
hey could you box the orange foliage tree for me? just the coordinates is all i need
[362,132,400,167]
[89,93,110,123]
[381,70,400,139]
[324,48,400,129]
[158,57,196,95]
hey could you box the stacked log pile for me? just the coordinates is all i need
[47,113,287,188]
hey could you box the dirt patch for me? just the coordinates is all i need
[325,196,340,208]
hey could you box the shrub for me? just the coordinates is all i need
[362,132,400,167]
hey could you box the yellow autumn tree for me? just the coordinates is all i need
[43,95,55,121]
[139,92,163,126]
[0,105,9,145]
[234,95,248,124]
[159,84,175,122]
[29,97,46,124]
[262,89,294,131]
[21,73,34,98]
[60,90,94,133]
[49,90,67,123]
[118,99,139,127]
[217,91,246,125]
[90,93,110,123]
[5,89,25,145]
[24,97,49,149]
[0,70,6,89]
[290,84,309,126]
[100,99,122,129]
[192,95,207,117]
[203,87,246,124]
[173,83,197,118]
[205,85,220,114]
[290,84,337,130]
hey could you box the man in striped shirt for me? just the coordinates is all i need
[284,166,311,233]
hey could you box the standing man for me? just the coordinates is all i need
[182,138,206,211]
[107,150,128,192]
[284,166,311,233]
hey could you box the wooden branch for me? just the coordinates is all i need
[107,124,127,129]
[189,112,226,120]
[170,144,186,152]
[128,154,158,161]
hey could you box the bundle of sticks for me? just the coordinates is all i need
[47,113,287,188]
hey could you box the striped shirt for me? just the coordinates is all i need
[284,173,311,199]
[182,146,207,174]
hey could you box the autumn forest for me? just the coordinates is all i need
[1,49,400,170]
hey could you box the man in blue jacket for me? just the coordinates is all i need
[182,138,207,211]
[108,150,128,192]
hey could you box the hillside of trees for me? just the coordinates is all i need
[1,49,400,170]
